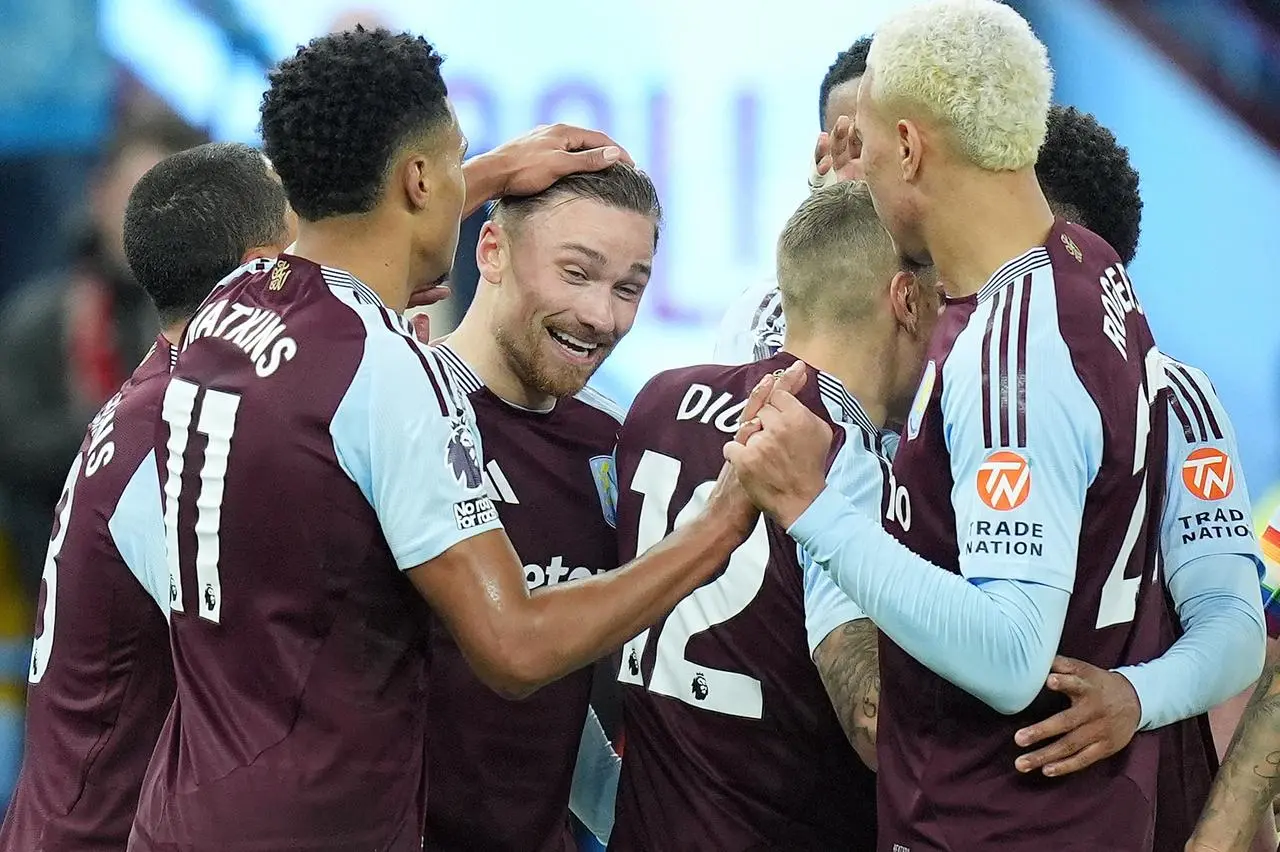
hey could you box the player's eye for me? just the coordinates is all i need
[614,282,643,302]
[562,266,588,283]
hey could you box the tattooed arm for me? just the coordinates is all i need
[813,618,881,770]
[1188,646,1280,852]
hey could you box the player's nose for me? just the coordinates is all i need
[574,287,616,338]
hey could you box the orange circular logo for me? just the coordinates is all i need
[1181,447,1234,501]
[976,450,1031,511]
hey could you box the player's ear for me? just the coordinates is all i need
[475,221,505,286]
[888,270,921,334]
[898,119,922,182]
[401,154,432,213]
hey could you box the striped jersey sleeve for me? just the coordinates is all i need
[328,290,501,570]
[942,270,1104,591]
[1159,355,1263,584]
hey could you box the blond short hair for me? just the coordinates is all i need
[777,181,897,329]
[867,0,1053,171]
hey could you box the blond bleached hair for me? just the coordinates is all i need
[776,181,898,329]
[867,0,1053,171]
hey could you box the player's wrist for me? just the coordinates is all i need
[774,490,819,531]
[1109,666,1147,730]
[461,149,513,216]
[692,508,754,557]
[784,483,840,542]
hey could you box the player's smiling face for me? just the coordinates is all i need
[488,197,655,399]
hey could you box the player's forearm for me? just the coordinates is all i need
[813,619,880,770]
[460,153,509,219]
[1115,556,1264,731]
[1191,659,1280,852]
[504,512,746,696]
[790,486,1066,714]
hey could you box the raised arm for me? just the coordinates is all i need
[411,497,747,699]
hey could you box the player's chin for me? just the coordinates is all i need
[541,351,610,398]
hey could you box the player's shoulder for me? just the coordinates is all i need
[627,356,782,425]
[1161,354,1232,445]
[74,342,175,495]
[1160,354,1216,400]
[569,384,628,426]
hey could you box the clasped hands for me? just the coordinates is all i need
[708,360,1143,779]
[717,360,832,532]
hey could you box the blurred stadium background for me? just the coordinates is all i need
[1,0,1278,845]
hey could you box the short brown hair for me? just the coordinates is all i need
[491,163,663,248]
[776,181,898,328]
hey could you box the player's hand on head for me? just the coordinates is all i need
[819,115,862,183]
[1012,655,1141,778]
[723,362,830,529]
[492,124,632,198]
[810,127,860,190]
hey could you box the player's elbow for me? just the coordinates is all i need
[471,646,546,700]
[472,632,562,700]
[975,653,1052,715]
[1238,612,1267,690]
[984,679,1043,716]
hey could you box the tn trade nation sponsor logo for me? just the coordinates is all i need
[1181,447,1234,501]
[976,450,1031,512]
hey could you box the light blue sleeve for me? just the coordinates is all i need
[1113,360,1266,730]
[942,284,1103,592]
[791,488,1069,714]
[330,311,502,570]
[108,450,169,614]
[1159,358,1264,576]
[801,426,872,655]
[1116,553,1265,730]
[802,547,865,655]
[569,706,621,844]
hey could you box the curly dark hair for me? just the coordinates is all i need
[818,37,873,128]
[1036,105,1143,265]
[260,26,451,221]
[124,142,289,324]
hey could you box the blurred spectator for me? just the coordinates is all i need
[0,110,206,594]
[0,0,114,293]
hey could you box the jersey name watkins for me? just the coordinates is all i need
[1098,263,1144,359]
[675,383,747,434]
[84,390,124,477]
[184,298,298,378]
